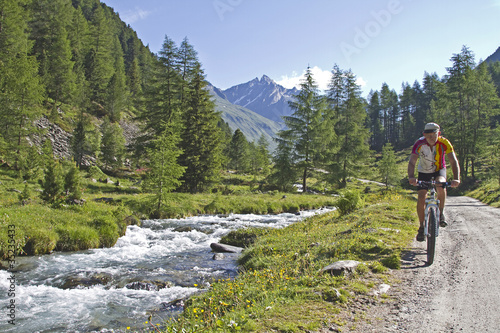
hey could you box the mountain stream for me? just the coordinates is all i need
[0,208,333,332]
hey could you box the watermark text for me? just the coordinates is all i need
[5,224,16,325]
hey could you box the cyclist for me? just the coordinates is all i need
[407,122,461,242]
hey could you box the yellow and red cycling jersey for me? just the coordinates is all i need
[411,136,454,173]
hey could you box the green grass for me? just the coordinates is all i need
[467,178,500,208]
[0,167,337,259]
[159,190,417,332]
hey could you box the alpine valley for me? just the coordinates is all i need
[209,75,298,147]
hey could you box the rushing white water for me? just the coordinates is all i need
[0,208,333,332]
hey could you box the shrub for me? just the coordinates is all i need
[336,190,361,216]
[91,216,120,248]
[87,165,106,180]
[56,224,100,251]
[23,228,59,255]
[381,252,401,269]
[220,228,271,248]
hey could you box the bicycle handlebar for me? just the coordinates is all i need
[416,180,451,188]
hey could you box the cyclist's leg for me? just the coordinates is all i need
[417,189,427,228]
[435,169,447,226]
[416,173,431,241]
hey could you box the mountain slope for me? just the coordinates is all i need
[222,75,298,123]
[485,46,500,63]
[208,84,282,149]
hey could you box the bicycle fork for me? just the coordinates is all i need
[424,199,440,238]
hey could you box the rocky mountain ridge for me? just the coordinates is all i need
[222,75,298,123]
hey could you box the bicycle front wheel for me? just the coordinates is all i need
[426,207,438,265]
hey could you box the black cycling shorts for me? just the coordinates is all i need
[417,169,447,191]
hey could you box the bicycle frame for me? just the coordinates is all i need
[423,184,440,238]
[418,178,449,265]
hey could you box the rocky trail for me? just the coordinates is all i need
[336,196,500,332]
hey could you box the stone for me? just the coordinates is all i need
[210,243,243,253]
[213,253,225,260]
[320,260,361,276]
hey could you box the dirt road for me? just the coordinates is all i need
[352,196,500,332]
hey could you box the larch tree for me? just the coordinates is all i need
[327,67,371,187]
[179,62,223,193]
[0,0,44,170]
[280,66,325,192]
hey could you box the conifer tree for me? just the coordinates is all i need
[255,135,271,176]
[106,35,129,121]
[64,163,83,200]
[433,46,499,178]
[280,66,325,192]
[100,117,126,170]
[87,3,115,113]
[379,143,399,189]
[40,158,64,203]
[327,68,371,187]
[178,37,198,107]
[227,129,249,172]
[29,0,76,110]
[142,125,185,216]
[379,83,399,146]
[179,62,223,193]
[367,91,384,151]
[67,5,91,109]
[0,0,44,170]
[269,137,297,192]
[399,83,416,148]
[137,35,182,152]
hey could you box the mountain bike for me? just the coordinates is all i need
[417,179,450,266]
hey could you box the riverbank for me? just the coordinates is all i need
[159,190,417,332]
[0,167,337,260]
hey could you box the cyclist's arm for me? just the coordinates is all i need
[408,153,419,186]
[447,151,460,187]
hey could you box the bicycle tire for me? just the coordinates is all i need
[426,207,438,265]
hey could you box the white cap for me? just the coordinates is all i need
[424,122,440,133]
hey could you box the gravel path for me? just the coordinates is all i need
[342,196,500,332]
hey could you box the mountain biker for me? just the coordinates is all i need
[407,122,461,242]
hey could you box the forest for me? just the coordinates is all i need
[1,0,500,217]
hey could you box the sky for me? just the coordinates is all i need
[100,0,500,97]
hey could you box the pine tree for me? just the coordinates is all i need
[366,91,384,151]
[100,117,126,170]
[227,129,249,172]
[87,3,115,113]
[179,62,223,193]
[399,83,416,148]
[280,66,325,192]
[433,46,498,178]
[64,163,83,200]
[255,135,271,176]
[379,83,399,146]
[71,112,101,167]
[137,35,182,151]
[142,125,185,216]
[177,37,198,107]
[0,0,44,170]
[269,137,297,192]
[106,35,129,121]
[327,68,371,187]
[379,143,399,189]
[29,0,76,110]
[40,158,64,203]
[67,5,91,109]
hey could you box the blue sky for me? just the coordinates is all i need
[100,0,500,97]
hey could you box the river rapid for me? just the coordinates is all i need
[0,208,333,333]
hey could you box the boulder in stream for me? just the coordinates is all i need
[210,243,243,253]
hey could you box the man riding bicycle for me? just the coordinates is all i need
[407,122,461,242]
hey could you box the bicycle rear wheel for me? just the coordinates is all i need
[426,207,438,265]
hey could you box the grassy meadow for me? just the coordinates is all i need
[1,157,498,332]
